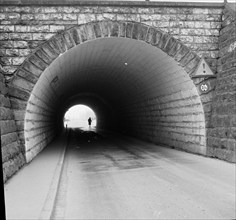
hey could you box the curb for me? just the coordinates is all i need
[38,136,68,220]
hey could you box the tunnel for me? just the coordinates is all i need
[10,21,206,163]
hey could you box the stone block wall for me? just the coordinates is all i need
[121,80,206,155]
[207,4,236,162]
[24,75,57,163]
[0,3,223,79]
[0,65,25,183]
[0,2,234,177]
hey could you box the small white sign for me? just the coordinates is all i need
[199,81,210,93]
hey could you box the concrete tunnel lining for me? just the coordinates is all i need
[8,22,206,163]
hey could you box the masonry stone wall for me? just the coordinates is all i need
[207,5,236,162]
[1,2,235,182]
[0,3,223,79]
[0,64,25,183]
[120,87,207,155]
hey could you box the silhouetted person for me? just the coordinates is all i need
[88,117,92,127]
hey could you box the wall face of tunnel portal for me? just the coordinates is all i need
[10,21,207,163]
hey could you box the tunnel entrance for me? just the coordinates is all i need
[64,104,97,130]
[10,21,206,164]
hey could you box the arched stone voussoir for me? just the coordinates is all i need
[9,20,202,102]
[28,54,48,72]
[20,59,44,78]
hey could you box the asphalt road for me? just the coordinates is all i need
[50,129,236,219]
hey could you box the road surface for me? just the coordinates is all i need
[49,129,236,219]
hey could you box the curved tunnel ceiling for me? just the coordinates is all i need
[25,37,205,162]
[31,37,196,112]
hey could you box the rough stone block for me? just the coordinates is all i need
[0,120,17,135]
[184,56,200,74]
[21,14,34,20]
[41,43,59,61]
[179,52,196,67]
[16,120,24,131]
[12,57,25,66]
[158,33,170,50]
[35,48,52,64]
[3,152,25,183]
[2,141,20,163]
[93,23,102,38]
[9,33,32,40]
[21,60,43,77]
[49,25,64,33]
[63,14,77,21]
[10,98,27,110]
[0,94,11,108]
[125,22,133,38]
[29,25,50,32]
[13,110,25,121]
[48,38,62,56]
[163,37,177,56]
[168,41,182,57]
[96,13,117,22]
[110,22,119,37]
[99,21,109,37]
[146,28,162,46]
[63,31,75,49]
[173,44,189,62]
[0,40,13,48]
[85,24,96,40]
[132,23,140,40]
[119,22,126,37]
[11,76,34,92]
[0,25,14,32]
[0,33,8,40]
[77,14,95,25]
[0,57,12,65]
[138,25,148,41]
[1,132,18,147]
[15,25,29,32]
[0,81,7,95]
[0,107,14,120]
[8,85,30,101]
[13,41,28,49]
[32,33,54,40]
[54,34,67,52]
[69,28,81,45]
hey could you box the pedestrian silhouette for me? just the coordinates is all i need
[88,117,92,127]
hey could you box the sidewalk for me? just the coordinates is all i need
[4,135,67,220]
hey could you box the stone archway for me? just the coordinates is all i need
[8,21,207,163]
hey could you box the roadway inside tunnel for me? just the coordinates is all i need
[24,37,206,163]
[4,129,236,220]
[50,129,236,219]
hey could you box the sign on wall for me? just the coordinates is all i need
[192,57,215,78]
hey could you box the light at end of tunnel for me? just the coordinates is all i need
[64,104,97,131]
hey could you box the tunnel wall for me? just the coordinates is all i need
[121,89,206,155]
[207,5,236,162]
[0,65,25,183]
[24,86,56,163]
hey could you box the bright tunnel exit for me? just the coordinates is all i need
[64,105,97,130]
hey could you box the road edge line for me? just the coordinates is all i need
[38,135,68,220]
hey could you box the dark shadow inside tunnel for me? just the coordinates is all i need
[23,36,206,163]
